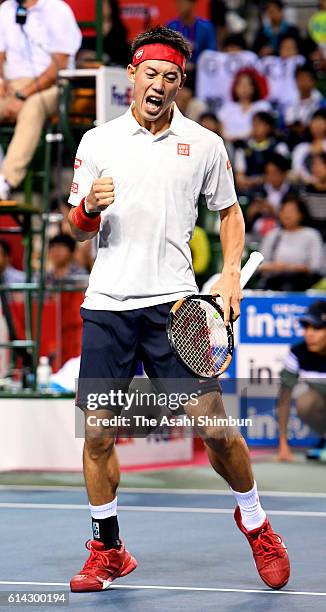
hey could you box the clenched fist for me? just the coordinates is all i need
[86,177,115,213]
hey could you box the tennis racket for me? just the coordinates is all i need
[167,251,264,378]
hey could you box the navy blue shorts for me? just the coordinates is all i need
[78,302,221,413]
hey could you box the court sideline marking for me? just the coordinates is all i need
[0,581,325,597]
[1,485,326,498]
[0,502,326,517]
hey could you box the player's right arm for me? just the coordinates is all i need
[67,132,115,242]
[68,177,115,242]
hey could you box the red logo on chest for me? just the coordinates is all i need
[177,143,190,156]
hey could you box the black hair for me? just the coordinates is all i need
[266,0,284,9]
[223,34,247,51]
[311,108,326,122]
[264,152,290,172]
[252,111,276,130]
[280,194,311,225]
[0,239,11,257]
[278,33,301,52]
[198,112,219,124]
[295,63,316,80]
[131,26,192,61]
[49,233,76,253]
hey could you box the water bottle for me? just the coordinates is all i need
[36,356,52,391]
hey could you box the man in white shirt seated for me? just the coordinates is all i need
[0,0,82,200]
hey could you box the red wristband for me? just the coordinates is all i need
[71,198,101,233]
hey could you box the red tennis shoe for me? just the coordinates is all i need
[234,506,290,589]
[70,540,137,592]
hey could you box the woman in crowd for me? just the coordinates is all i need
[79,0,130,66]
[258,195,324,290]
[218,68,270,142]
[292,110,326,183]
[302,152,326,240]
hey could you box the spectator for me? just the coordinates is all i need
[218,68,270,142]
[284,64,324,128]
[175,72,208,121]
[259,195,323,290]
[166,0,217,67]
[46,234,87,285]
[235,111,289,192]
[79,0,130,67]
[302,152,326,239]
[276,300,326,462]
[0,0,81,200]
[253,0,300,57]
[308,1,326,57]
[245,153,291,234]
[198,111,222,134]
[0,239,25,284]
[222,33,247,52]
[292,109,326,182]
[278,34,301,59]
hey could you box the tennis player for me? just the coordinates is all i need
[68,26,290,592]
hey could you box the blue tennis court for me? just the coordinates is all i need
[0,486,325,611]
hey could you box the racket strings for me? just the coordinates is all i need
[171,300,229,377]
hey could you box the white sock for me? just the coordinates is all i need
[89,497,117,519]
[231,481,266,531]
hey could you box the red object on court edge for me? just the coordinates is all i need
[70,540,137,592]
[132,43,186,73]
[71,198,101,233]
[234,506,290,589]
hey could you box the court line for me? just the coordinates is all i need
[1,484,326,498]
[0,580,325,597]
[0,502,326,517]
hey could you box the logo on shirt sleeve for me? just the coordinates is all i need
[178,143,190,156]
[71,182,79,194]
[226,159,232,170]
[74,158,82,170]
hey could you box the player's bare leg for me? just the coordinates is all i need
[83,409,120,504]
[184,392,290,589]
[70,409,137,592]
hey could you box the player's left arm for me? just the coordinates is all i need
[210,202,245,325]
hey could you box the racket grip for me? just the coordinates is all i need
[240,251,264,289]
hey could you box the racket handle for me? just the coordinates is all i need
[240,251,264,289]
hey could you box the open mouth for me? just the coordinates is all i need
[145,95,163,113]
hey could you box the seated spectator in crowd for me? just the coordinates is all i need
[198,112,222,134]
[276,300,326,462]
[222,33,247,53]
[292,109,326,182]
[218,68,270,142]
[0,239,25,284]
[258,195,323,290]
[175,72,208,121]
[235,112,289,192]
[284,64,324,129]
[167,0,217,69]
[79,0,130,67]
[301,152,326,239]
[278,33,302,59]
[46,234,87,286]
[245,153,291,234]
[0,0,82,200]
[253,0,300,56]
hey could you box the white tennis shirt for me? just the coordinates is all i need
[68,103,237,311]
[0,0,82,80]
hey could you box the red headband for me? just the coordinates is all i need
[132,43,186,73]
